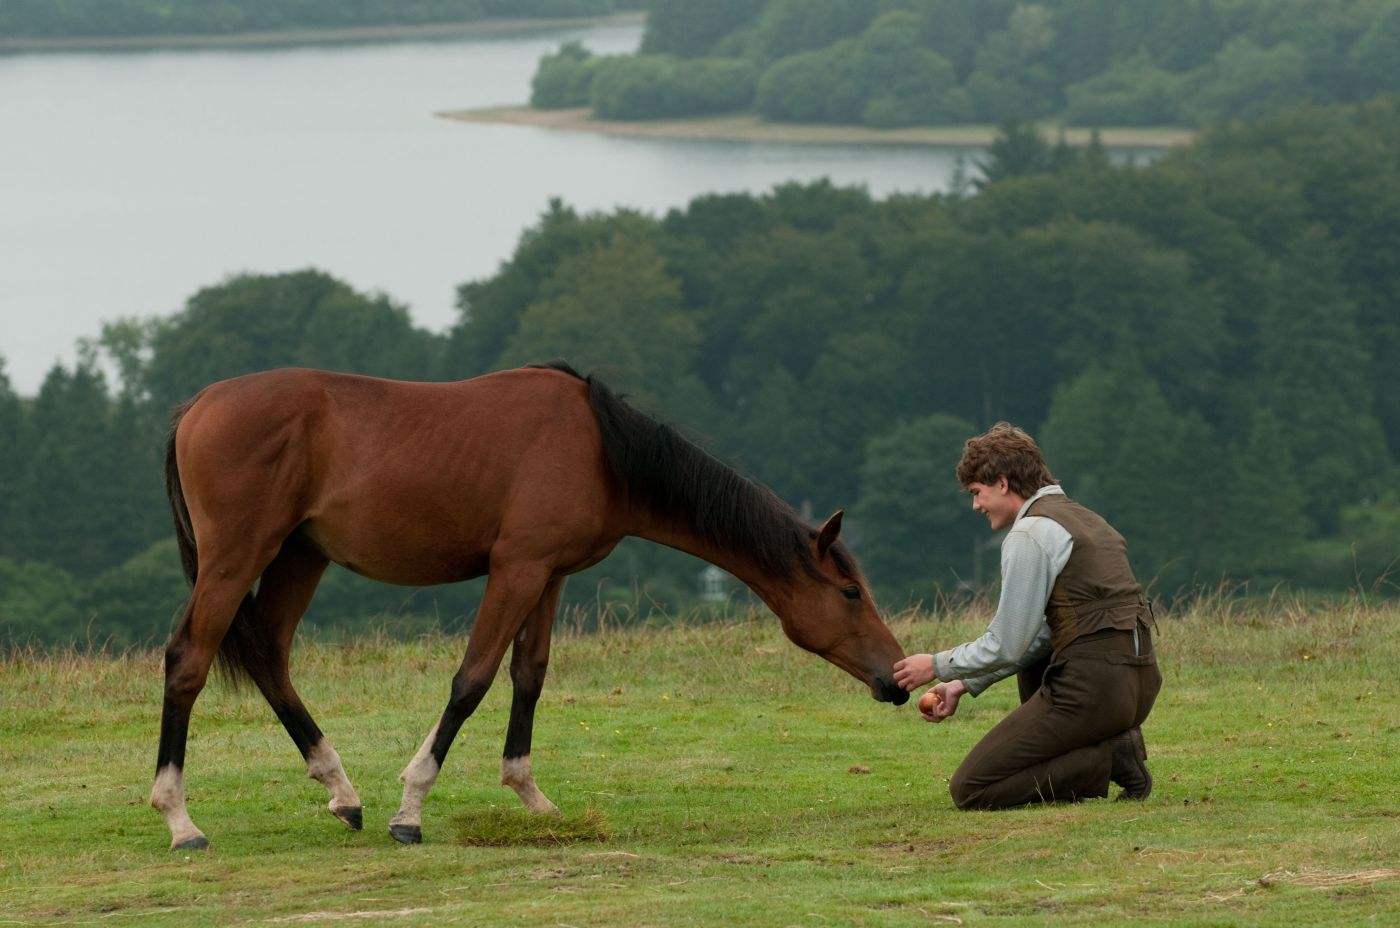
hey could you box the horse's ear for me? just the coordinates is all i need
[816,509,844,558]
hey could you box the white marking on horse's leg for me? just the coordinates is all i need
[306,739,361,820]
[501,755,559,814]
[389,723,440,830]
[150,764,207,849]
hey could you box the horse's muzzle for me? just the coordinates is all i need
[872,676,910,705]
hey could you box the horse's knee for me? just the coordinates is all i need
[509,660,548,699]
[163,646,210,701]
[448,672,492,713]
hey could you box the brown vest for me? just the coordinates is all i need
[1024,492,1145,652]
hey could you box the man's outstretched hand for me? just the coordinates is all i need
[893,653,936,691]
[919,680,967,722]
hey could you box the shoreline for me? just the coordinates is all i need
[0,11,645,53]
[438,106,1195,150]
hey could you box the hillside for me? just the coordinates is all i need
[1,602,1396,925]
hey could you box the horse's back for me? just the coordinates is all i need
[176,367,613,584]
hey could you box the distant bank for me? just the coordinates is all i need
[439,105,1195,150]
[0,11,645,53]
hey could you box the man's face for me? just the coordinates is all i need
[966,477,1023,531]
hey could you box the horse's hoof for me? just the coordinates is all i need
[333,806,363,831]
[171,834,209,851]
[388,824,422,845]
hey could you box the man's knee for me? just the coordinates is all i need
[948,765,984,810]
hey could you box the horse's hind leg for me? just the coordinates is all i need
[244,537,363,831]
[501,577,564,814]
[389,560,552,844]
[152,561,267,850]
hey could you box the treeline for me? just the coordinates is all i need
[532,0,1400,128]
[4,97,1399,648]
[0,0,643,40]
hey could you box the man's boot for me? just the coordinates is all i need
[1109,727,1152,800]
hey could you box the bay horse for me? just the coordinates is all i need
[152,361,908,850]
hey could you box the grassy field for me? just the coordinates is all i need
[1,598,1396,926]
[438,106,1196,150]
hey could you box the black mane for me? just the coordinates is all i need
[529,360,854,580]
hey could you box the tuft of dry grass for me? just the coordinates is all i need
[451,806,610,847]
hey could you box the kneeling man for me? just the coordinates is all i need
[893,423,1161,809]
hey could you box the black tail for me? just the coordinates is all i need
[166,400,198,588]
[165,400,265,687]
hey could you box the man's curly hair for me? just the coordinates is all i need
[956,422,1058,499]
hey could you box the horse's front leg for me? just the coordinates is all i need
[501,576,565,814]
[389,561,552,845]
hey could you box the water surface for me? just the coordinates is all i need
[2,22,1072,393]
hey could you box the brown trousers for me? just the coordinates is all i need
[949,625,1162,809]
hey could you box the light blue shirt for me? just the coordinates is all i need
[933,485,1073,696]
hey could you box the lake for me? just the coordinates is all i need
[0,20,1144,394]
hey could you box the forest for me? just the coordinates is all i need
[531,0,1400,128]
[0,1,643,39]
[3,96,1399,647]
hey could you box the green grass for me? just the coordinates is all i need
[1,598,1396,926]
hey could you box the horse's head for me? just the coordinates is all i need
[771,510,908,705]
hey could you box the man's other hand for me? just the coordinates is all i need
[892,653,935,691]
[920,680,967,722]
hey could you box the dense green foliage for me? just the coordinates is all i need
[3,99,1399,647]
[531,43,760,116]
[0,0,642,40]
[534,0,1400,127]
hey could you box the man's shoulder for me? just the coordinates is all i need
[1007,515,1072,550]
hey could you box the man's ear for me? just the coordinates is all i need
[816,509,844,557]
[996,475,1011,495]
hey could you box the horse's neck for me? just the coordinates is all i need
[629,515,789,609]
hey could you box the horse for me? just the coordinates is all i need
[152,360,909,850]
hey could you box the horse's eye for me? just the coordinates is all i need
[841,585,861,600]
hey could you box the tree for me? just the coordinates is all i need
[850,13,967,126]
[1350,5,1400,97]
[964,5,1059,122]
[1063,54,1184,127]
[1040,361,1214,591]
[757,13,970,127]
[13,357,139,577]
[852,413,982,601]
[1181,38,1311,125]
[975,122,1056,187]
[494,237,705,418]
[0,360,26,561]
[748,0,881,62]
[1014,219,1224,415]
[530,41,600,109]
[77,538,189,648]
[1208,408,1308,579]
[145,269,440,409]
[443,202,658,378]
[589,55,758,120]
[0,558,81,646]
[702,223,871,394]
[641,0,767,57]
[1251,237,1390,534]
